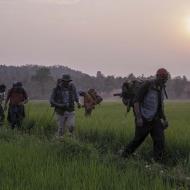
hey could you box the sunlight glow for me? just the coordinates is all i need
[185,16,190,34]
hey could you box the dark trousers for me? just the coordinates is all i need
[8,105,25,129]
[85,108,93,117]
[123,118,165,161]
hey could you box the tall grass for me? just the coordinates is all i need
[0,101,190,189]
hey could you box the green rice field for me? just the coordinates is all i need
[0,101,190,190]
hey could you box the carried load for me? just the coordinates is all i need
[114,78,144,113]
[114,77,168,113]
[79,89,103,116]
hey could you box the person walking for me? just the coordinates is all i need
[50,75,81,138]
[122,68,169,161]
[80,89,103,117]
[4,82,28,129]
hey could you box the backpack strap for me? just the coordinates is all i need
[163,86,168,99]
[68,84,75,107]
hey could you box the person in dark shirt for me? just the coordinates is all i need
[4,82,28,129]
[122,68,169,161]
[50,75,81,138]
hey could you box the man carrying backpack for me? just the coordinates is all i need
[80,89,103,117]
[122,68,169,161]
[4,82,28,129]
[50,74,81,138]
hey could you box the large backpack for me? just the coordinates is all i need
[121,78,168,112]
[80,89,103,105]
[52,84,75,107]
[88,89,103,105]
[121,78,153,112]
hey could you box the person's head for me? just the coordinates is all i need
[61,74,72,87]
[156,68,169,86]
[16,82,23,88]
[12,81,23,89]
[88,89,96,95]
[13,81,18,88]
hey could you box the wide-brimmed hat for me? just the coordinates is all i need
[61,74,72,82]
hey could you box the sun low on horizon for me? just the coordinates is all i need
[0,0,190,77]
[175,14,190,46]
[183,15,190,37]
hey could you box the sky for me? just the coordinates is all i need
[0,0,190,78]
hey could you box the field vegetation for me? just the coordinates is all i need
[0,101,190,189]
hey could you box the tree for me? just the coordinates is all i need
[31,67,54,98]
[172,76,186,98]
[96,71,104,79]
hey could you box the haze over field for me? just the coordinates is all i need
[0,0,190,77]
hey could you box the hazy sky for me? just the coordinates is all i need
[0,0,190,78]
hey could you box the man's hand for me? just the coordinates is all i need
[23,99,29,104]
[160,119,169,129]
[18,99,28,106]
[134,102,143,127]
[136,116,143,127]
[77,103,81,109]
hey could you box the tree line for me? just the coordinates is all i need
[0,65,189,99]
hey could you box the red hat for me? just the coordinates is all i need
[156,68,169,78]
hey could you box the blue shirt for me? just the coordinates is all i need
[140,89,159,121]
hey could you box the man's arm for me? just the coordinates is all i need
[50,88,57,107]
[160,103,166,120]
[72,84,81,108]
[160,108,168,129]
[133,102,141,118]
[159,95,168,129]
[73,85,79,103]
[133,81,151,126]
[23,89,29,104]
